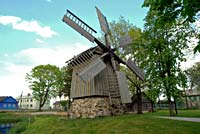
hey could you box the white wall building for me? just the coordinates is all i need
[17,94,51,110]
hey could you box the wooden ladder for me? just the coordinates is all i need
[107,74,121,105]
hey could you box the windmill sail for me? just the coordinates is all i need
[126,58,145,80]
[95,7,110,34]
[119,34,132,48]
[78,58,106,81]
[62,10,97,42]
[62,9,110,51]
[116,71,132,103]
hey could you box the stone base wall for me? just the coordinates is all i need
[69,97,124,118]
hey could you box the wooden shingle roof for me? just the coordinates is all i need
[65,45,125,69]
[66,46,103,68]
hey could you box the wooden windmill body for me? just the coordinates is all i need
[62,7,144,118]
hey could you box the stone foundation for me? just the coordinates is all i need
[69,97,124,118]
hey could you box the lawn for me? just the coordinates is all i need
[0,111,22,123]
[146,109,200,117]
[7,111,200,134]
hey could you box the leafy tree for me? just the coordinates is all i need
[143,10,190,116]
[63,67,73,98]
[108,17,145,114]
[56,67,65,101]
[186,62,200,90]
[60,100,69,111]
[55,66,72,102]
[143,0,200,53]
[26,64,61,111]
[109,16,135,57]
[143,0,200,23]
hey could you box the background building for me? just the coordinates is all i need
[183,89,200,109]
[53,101,63,110]
[17,93,51,110]
[0,96,18,110]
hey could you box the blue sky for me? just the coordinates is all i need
[0,0,147,54]
[0,0,149,97]
[0,0,198,98]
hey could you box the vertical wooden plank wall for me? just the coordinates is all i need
[71,56,111,98]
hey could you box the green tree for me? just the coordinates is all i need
[108,17,145,114]
[63,67,72,98]
[56,67,65,101]
[55,66,72,101]
[143,0,200,53]
[143,10,190,116]
[26,64,61,111]
[186,62,200,90]
[60,100,69,111]
[143,0,200,23]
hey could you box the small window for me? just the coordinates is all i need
[30,99,33,102]
[3,104,6,108]
[8,104,11,108]
[30,104,32,107]
[13,104,16,108]
[27,99,29,102]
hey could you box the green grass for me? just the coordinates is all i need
[8,112,200,134]
[0,111,22,123]
[146,109,200,117]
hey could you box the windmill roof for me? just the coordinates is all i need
[66,46,103,68]
[66,45,125,69]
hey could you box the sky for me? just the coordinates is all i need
[0,0,199,98]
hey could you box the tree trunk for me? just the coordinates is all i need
[137,87,142,114]
[185,96,189,110]
[174,99,178,115]
[184,89,189,109]
[174,98,178,115]
[151,101,154,112]
[168,98,175,116]
[38,99,42,112]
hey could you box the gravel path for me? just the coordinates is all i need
[15,111,68,116]
[156,116,200,122]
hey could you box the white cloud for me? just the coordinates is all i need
[0,73,31,97]
[16,43,91,67]
[36,38,45,43]
[4,62,31,74]
[0,62,33,97]
[0,16,21,25]
[0,15,57,38]
[0,42,92,97]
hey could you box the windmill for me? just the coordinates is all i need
[62,7,145,118]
